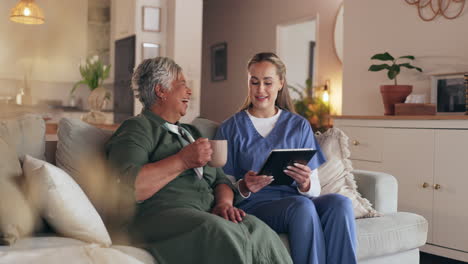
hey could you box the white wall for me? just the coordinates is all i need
[133,0,167,115]
[129,0,202,122]
[172,0,203,123]
[0,0,88,105]
[201,0,343,123]
[277,19,316,100]
[343,0,468,115]
[88,0,110,63]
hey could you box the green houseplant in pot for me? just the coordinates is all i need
[369,52,422,115]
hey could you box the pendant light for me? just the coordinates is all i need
[10,0,45,25]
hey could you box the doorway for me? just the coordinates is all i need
[277,18,316,100]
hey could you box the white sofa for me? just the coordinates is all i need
[0,115,428,264]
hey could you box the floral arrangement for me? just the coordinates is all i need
[71,55,111,94]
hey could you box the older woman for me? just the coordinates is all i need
[105,57,292,264]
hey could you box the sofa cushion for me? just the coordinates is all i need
[0,114,45,161]
[0,177,36,245]
[0,137,35,245]
[22,155,112,246]
[0,236,86,251]
[278,212,427,260]
[56,118,113,178]
[112,245,156,264]
[0,236,155,264]
[191,117,219,139]
[0,236,152,264]
[0,137,22,180]
[315,128,380,218]
[356,212,428,260]
[0,115,43,245]
[55,118,135,240]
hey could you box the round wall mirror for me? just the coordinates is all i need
[333,4,344,64]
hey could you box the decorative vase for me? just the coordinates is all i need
[81,87,109,124]
[380,85,412,115]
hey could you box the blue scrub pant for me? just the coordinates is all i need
[241,193,357,264]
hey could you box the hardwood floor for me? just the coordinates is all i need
[420,252,468,264]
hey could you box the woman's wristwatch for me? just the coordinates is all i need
[235,179,251,198]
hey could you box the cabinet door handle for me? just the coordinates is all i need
[422,182,430,188]
[352,140,360,146]
[433,184,441,190]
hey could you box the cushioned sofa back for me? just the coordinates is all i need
[56,118,113,178]
[54,117,218,179]
[0,114,45,161]
[191,117,220,139]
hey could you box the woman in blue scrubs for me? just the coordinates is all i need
[215,52,357,264]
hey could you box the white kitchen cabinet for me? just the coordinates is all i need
[382,128,435,243]
[112,0,135,40]
[433,130,468,252]
[334,116,468,262]
[339,126,384,162]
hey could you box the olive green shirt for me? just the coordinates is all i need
[105,109,238,211]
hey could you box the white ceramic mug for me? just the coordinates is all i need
[207,140,227,168]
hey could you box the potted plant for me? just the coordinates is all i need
[369,52,422,115]
[289,78,330,132]
[72,55,111,124]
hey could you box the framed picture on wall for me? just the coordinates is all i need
[211,42,227,81]
[431,72,466,114]
[142,6,161,32]
[142,43,160,60]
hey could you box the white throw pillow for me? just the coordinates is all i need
[316,128,380,218]
[22,155,112,246]
[0,177,36,245]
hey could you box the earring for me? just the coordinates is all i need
[162,97,166,101]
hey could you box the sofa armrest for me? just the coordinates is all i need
[353,169,398,214]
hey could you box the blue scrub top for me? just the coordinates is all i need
[215,110,326,183]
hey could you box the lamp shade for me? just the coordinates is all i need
[10,0,45,25]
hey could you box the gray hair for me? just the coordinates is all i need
[132,57,182,109]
